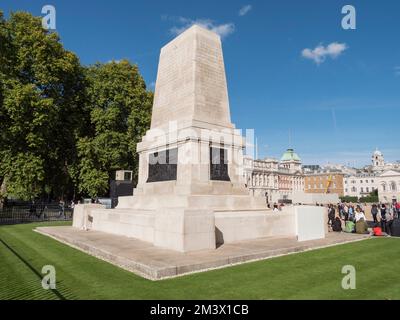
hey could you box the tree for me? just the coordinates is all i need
[0,12,86,201]
[359,189,379,203]
[76,61,152,198]
[0,12,153,201]
[339,196,358,203]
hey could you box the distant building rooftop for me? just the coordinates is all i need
[281,148,301,162]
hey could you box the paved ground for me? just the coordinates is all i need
[36,226,370,280]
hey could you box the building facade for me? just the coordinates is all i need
[304,172,344,196]
[344,174,378,198]
[376,170,400,203]
[369,149,400,173]
[243,149,304,204]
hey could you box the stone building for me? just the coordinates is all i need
[376,170,400,203]
[243,148,304,204]
[304,171,344,196]
[343,150,400,200]
[369,149,400,173]
[344,173,377,198]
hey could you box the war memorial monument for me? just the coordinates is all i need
[37,25,331,279]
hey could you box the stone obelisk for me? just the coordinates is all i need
[122,25,257,201]
[76,25,266,253]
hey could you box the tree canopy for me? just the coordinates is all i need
[0,11,152,201]
[76,61,152,198]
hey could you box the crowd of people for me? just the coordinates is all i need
[327,201,400,236]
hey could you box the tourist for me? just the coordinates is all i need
[332,216,342,232]
[395,201,400,219]
[348,205,354,220]
[343,203,349,221]
[337,203,343,219]
[355,218,369,234]
[328,204,335,226]
[386,206,394,236]
[273,204,279,212]
[379,204,387,233]
[371,204,379,223]
[354,206,366,222]
[344,219,355,233]
[373,223,383,236]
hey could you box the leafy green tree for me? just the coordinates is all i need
[339,196,358,203]
[76,61,152,198]
[0,11,152,201]
[0,11,86,200]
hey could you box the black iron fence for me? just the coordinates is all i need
[0,203,73,225]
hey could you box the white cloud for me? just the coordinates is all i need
[239,5,252,16]
[395,66,400,76]
[169,17,235,39]
[302,42,348,65]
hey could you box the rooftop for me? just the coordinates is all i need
[281,148,301,162]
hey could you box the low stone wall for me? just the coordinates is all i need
[291,192,339,205]
[215,210,296,244]
[72,204,105,229]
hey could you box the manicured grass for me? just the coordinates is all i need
[0,222,399,300]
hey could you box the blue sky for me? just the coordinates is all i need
[2,0,400,166]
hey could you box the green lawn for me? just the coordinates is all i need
[0,221,399,300]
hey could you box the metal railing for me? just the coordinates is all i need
[0,203,73,225]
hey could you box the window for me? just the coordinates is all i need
[390,182,397,191]
[366,180,369,183]
[360,180,363,184]
[371,180,374,183]
[361,187,364,193]
[366,187,369,192]
[320,183,323,189]
[352,187,357,192]
[345,188,348,193]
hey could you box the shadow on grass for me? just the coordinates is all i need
[0,237,76,300]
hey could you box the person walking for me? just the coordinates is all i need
[371,204,379,223]
[328,204,335,226]
[58,199,65,219]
